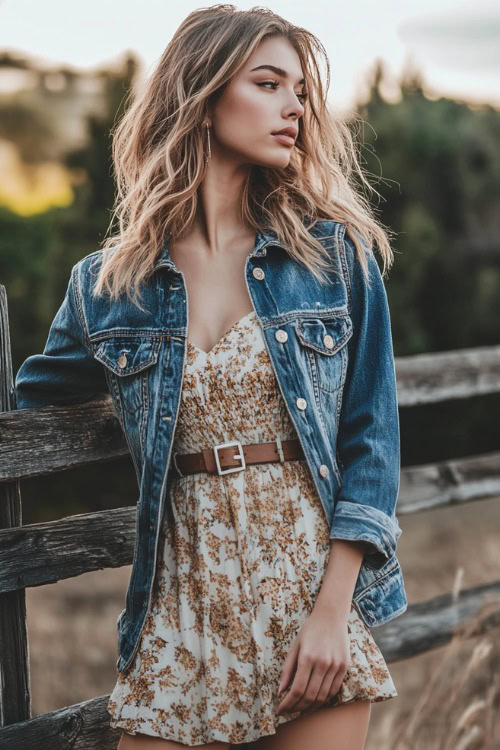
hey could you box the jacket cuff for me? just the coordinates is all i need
[329,500,402,569]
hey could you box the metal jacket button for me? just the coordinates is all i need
[275,330,288,343]
[118,354,127,368]
[319,464,329,477]
[252,267,265,280]
[323,334,334,349]
[296,397,307,410]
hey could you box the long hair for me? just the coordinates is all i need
[93,4,395,308]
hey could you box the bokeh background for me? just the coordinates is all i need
[1,1,499,747]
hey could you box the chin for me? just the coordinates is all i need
[250,152,292,169]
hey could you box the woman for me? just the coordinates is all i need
[15,5,407,749]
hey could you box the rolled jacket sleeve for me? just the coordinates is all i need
[330,232,402,569]
[14,262,109,409]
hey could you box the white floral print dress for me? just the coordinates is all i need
[107,310,397,746]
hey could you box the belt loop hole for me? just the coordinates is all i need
[276,434,285,463]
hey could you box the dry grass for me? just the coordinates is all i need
[25,494,500,747]
[383,599,500,750]
[365,494,500,750]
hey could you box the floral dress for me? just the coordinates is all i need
[107,309,397,746]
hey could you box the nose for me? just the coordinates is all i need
[284,97,304,119]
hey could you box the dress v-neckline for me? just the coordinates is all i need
[187,310,256,357]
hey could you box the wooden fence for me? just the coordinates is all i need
[1,283,500,747]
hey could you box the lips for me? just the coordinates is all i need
[272,132,296,147]
[271,127,298,140]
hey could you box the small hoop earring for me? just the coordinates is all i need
[204,122,211,164]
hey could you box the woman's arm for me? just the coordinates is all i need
[14,262,109,409]
[314,539,367,618]
[329,232,402,570]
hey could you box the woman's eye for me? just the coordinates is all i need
[258,80,307,103]
[258,80,280,91]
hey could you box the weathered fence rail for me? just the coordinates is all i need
[1,283,499,747]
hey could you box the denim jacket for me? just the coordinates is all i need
[14,220,407,673]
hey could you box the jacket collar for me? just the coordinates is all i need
[152,229,282,272]
[151,220,337,272]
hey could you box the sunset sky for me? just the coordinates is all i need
[1,0,500,116]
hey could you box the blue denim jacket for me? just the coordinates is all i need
[14,220,407,673]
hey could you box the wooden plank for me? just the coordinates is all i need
[0,397,129,482]
[396,344,500,405]
[0,507,136,593]
[1,450,499,591]
[373,580,500,662]
[0,285,31,725]
[0,693,119,748]
[397,451,500,514]
[2,345,500,482]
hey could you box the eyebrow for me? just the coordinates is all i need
[250,64,305,85]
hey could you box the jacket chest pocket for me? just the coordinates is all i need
[295,316,353,393]
[92,336,161,416]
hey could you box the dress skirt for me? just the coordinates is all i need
[107,310,397,746]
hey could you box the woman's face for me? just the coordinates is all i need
[209,35,306,169]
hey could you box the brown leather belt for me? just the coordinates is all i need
[169,437,305,478]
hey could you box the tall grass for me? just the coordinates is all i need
[388,596,500,750]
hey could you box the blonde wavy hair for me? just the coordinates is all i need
[93,3,395,309]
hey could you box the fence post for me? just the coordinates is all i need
[0,285,32,725]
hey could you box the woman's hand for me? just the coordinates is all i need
[276,607,350,716]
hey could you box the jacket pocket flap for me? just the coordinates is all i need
[93,337,161,376]
[295,316,353,356]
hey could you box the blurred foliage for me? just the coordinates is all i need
[1,56,136,369]
[1,54,499,520]
[355,60,500,355]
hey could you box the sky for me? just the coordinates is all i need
[1,0,500,116]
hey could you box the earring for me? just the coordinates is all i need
[204,121,211,164]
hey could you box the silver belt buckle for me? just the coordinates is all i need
[213,440,246,475]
